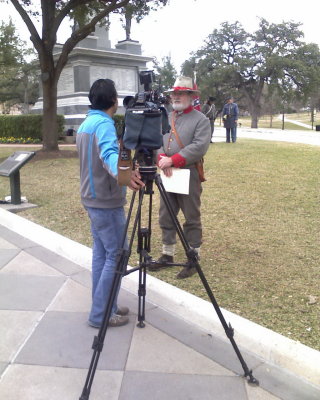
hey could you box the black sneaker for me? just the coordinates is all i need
[149,254,174,271]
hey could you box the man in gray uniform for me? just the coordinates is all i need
[149,76,211,279]
[201,96,216,137]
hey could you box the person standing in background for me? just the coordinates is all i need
[222,96,239,143]
[201,97,216,141]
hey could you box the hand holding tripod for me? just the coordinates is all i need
[80,161,258,400]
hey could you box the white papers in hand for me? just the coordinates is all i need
[160,168,190,195]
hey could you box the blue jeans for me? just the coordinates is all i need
[226,127,237,142]
[85,206,127,326]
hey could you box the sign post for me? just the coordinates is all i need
[0,151,35,205]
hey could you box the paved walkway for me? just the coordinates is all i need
[212,126,320,146]
[0,209,320,400]
[1,126,319,151]
[276,114,316,129]
[1,130,320,399]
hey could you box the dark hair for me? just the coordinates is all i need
[208,96,216,102]
[88,79,117,110]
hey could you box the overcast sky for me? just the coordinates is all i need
[111,0,320,69]
[3,0,320,71]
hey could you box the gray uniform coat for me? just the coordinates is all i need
[158,109,211,249]
[159,109,211,165]
[201,103,216,121]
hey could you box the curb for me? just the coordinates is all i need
[1,207,319,388]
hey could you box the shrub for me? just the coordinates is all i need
[113,114,125,138]
[0,114,65,141]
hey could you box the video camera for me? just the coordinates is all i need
[117,70,170,185]
[122,70,169,151]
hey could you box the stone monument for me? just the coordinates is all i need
[32,25,153,132]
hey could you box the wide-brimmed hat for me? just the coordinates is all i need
[166,76,200,94]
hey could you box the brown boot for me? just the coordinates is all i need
[176,266,197,279]
[149,254,174,271]
[116,306,129,316]
[108,314,129,327]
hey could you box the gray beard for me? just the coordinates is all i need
[172,103,186,111]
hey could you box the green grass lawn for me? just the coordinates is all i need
[0,140,319,351]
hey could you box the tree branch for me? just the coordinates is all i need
[254,78,265,103]
[10,0,42,52]
[41,0,58,49]
[54,0,103,33]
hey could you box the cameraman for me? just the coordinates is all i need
[76,79,144,329]
[149,76,211,279]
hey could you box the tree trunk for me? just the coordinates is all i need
[242,90,261,128]
[241,78,264,129]
[41,76,59,151]
[250,109,259,128]
[310,106,315,130]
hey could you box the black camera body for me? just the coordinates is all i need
[122,71,169,151]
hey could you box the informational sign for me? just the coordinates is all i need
[0,151,35,177]
[0,151,35,205]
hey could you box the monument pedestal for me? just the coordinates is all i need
[32,26,153,131]
[115,40,142,55]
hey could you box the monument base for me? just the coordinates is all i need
[115,39,142,55]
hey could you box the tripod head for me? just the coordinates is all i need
[134,148,158,185]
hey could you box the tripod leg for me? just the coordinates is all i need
[194,262,259,385]
[79,248,129,400]
[136,189,154,327]
[122,183,154,329]
[80,191,145,400]
[154,174,259,385]
[137,243,147,328]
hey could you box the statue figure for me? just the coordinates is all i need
[125,12,132,41]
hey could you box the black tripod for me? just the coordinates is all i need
[79,163,259,400]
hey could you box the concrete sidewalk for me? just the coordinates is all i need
[211,126,320,146]
[0,208,319,400]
